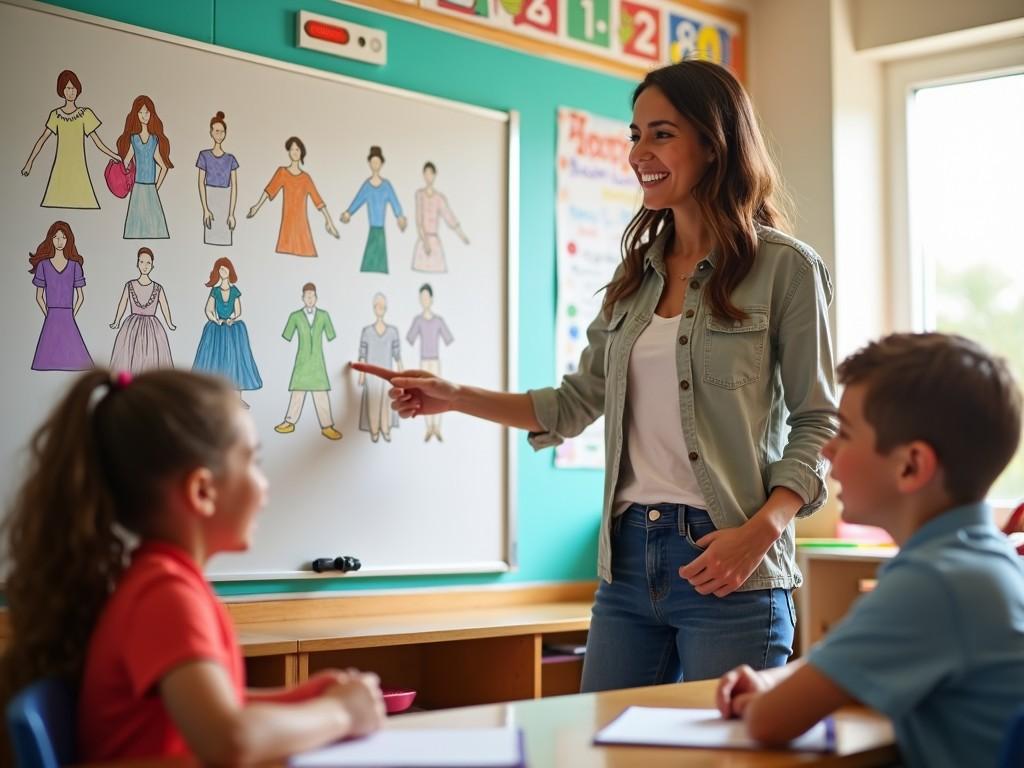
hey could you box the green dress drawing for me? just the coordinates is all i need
[43,107,101,208]
[283,308,336,390]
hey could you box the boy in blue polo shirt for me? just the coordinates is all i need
[715,332,1024,768]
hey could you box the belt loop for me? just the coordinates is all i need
[677,504,688,536]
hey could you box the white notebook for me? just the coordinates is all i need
[290,727,524,768]
[594,707,835,752]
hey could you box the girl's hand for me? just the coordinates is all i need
[350,363,459,418]
[326,219,339,239]
[247,205,258,219]
[325,672,386,738]
[227,214,236,230]
[678,521,777,598]
[109,321,119,330]
[340,211,351,224]
[717,664,771,718]
[397,216,407,232]
[167,322,177,331]
[21,161,32,176]
[203,209,213,228]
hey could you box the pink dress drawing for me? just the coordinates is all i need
[109,280,173,373]
[412,189,460,273]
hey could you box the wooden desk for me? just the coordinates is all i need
[79,680,898,768]
[795,546,896,655]
[386,678,898,767]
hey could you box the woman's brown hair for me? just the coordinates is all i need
[28,220,83,274]
[604,60,791,320]
[56,69,82,97]
[210,110,227,130]
[116,95,174,168]
[206,256,238,287]
[0,369,238,717]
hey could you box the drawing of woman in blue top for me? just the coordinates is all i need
[340,145,407,273]
[117,95,173,239]
[192,256,262,408]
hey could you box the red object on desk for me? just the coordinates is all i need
[382,687,417,714]
[1002,502,1024,555]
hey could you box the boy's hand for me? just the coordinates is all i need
[716,664,771,718]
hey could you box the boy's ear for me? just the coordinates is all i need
[895,440,939,493]
[183,466,217,519]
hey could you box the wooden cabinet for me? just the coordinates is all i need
[795,546,894,655]
[233,583,594,709]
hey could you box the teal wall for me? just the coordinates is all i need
[42,0,633,596]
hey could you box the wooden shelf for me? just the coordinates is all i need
[233,583,595,708]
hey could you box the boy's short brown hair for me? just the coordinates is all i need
[838,333,1021,504]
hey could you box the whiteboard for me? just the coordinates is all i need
[0,0,518,580]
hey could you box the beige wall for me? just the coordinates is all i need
[852,0,1024,52]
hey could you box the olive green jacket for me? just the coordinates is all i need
[528,226,837,589]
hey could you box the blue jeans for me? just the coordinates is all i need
[580,503,796,693]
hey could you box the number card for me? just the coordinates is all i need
[567,0,611,49]
[619,0,661,62]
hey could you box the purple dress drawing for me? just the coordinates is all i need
[109,280,173,373]
[31,259,92,371]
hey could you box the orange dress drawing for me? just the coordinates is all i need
[264,167,325,257]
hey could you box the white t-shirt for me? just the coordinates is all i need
[614,313,705,512]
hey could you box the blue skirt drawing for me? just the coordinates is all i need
[192,320,262,390]
[124,182,169,239]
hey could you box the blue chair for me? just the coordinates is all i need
[5,679,76,768]
[999,703,1024,768]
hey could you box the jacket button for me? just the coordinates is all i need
[689,280,700,290]
[679,335,688,345]
[648,509,661,522]
[679,380,690,390]
[685,309,694,318]
[688,451,699,461]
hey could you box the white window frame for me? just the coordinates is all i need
[885,39,1024,517]
[885,38,1024,331]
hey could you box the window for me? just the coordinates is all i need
[900,65,1024,504]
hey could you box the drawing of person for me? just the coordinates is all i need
[29,221,93,371]
[192,257,262,408]
[412,162,468,273]
[21,69,120,209]
[109,247,175,373]
[406,284,454,442]
[196,111,239,246]
[340,145,407,273]
[274,283,341,441]
[117,95,173,239]
[357,293,401,442]
[247,136,338,257]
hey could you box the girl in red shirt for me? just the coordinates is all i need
[0,369,385,763]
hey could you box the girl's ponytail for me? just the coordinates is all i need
[1,371,124,703]
[1,368,237,714]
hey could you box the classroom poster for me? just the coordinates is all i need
[554,107,638,469]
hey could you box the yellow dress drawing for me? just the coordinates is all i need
[42,107,101,209]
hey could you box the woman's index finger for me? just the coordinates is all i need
[349,362,396,381]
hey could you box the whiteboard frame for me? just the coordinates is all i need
[1,0,520,582]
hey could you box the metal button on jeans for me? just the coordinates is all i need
[648,509,661,522]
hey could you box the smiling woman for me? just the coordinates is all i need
[354,59,838,694]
